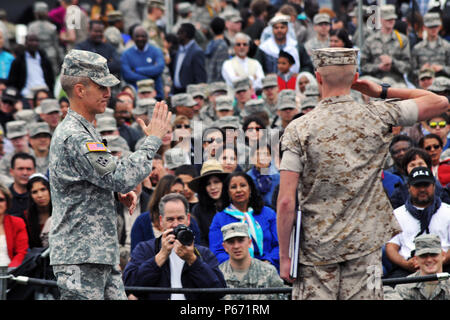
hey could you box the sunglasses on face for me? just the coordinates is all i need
[176,124,190,129]
[425,144,441,151]
[429,121,447,128]
[0,197,6,202]
[247,127,261,132]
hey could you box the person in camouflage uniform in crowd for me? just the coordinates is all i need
[219,222,288,300]
[411,12,450,85]
[360,5,411,84]
[49,49,171,300]
[277,47,448,300]
[27,2,63,76]
[142,0,165,49]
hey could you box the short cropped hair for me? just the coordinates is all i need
[158,193,189,216]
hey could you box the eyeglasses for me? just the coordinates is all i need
[176,124,190,129]
[247,127,261,132]
[425,144,441,151]
[0,197,6,202]
[235,42,249,47]
[205,137,223,144]
[429,121,447,129]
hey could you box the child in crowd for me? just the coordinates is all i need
[277,50,297,91]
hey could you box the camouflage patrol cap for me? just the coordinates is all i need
[6,120,28,139]
[423,12,442,28]
[213,116,240,129]
[137,79,155,93]
[304,83,319,97]
[414,234,442,256]
[14,110,37,123]
[233,77,251,92]
[187,84,206,99]
[419,68,435,80]
[209,81,228,95]
[34,1,49,13]
[95,107,115,121]
[134,98,157,115]
[40,99,60,114]
[215,96,234,111]
[312,47,358,68]
[221,222,249,241]
[107,10,123,22]
[244,98,265,114]
[178,2,193,15]
[61,49,120,87]
[313,13,331,24]
[103,134,130,153]
[278,89,296,100]
[148,0,165,10]
[262,74,278,89]
[428,76,450,93]
[96,116,118,133]
[171,93,197,107]
[164,147,191,170]
[277,95,297,110]
[301,96,317,110]
[29,122,51,137]
[105,27,123,47]
[380,4,397,20]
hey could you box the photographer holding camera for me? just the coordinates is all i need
[122,193,226,300]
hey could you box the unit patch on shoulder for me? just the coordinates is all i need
[86,142,107,152]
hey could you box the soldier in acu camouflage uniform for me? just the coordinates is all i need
[219,222,288,300]
[277,47,448,300]
[411,12,450,85]
[142,0,165,50]
[49,49,172,300]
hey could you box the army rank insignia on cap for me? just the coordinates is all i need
[86,142,107,152]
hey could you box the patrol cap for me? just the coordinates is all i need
[148,0,165,10]
[244,98,265,114]
[278,89,296,100]
[61,49,120,87]
[419,68,435,80]
[6,120,28,139]
[171,93,197,107]
[1,87,19,104]
[14,110,37,123]
[380,4,397,20]
[313,13,331,24]
[215,96,234,111]
[304,83,320,97]
[178,2,193,15]
[29,122,51,137]
[137,79,155,93]
[233,77,250,92]
[408,166,435,186]
[277,95,297,110]
[164,147,191,170]
[105,27,123,47]
[221,222,249,241]
[103,134,130,153]
[213,116,240,129]
[187,84,206,99]
[34,1,48,13]
[40,99,60,114]
[269,14,290,26]
[423,12,442,28]
[96,107,115,121]
[96,116,118,133]
[312,47,359,68]
[209,82,228,95]
[107,10,123,23]
[230,12,243,23]
[301,96,317,110]
[428,76,450,93]
[414,234,442,256]
[135,98,157,115]
[262,74,278,89]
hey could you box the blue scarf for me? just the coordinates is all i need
[224,204,264,257]
[405,195,441,238]
[251,166,272,195]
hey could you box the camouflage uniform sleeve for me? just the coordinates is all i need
[391,39,411,75]
[68,132,162,194]
[369,99,418,128]
[279,122,304,173]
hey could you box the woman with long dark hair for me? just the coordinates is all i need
[208,171,279,271]
[25,173,52,248]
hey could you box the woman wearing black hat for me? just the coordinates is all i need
[188,159,228,247]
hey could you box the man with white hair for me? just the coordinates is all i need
[221,32,265,91]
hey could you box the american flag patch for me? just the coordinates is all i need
[86,142,107,152]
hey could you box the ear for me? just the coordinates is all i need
[186,213,191,226]
[315,71,322,85]
[73,83,85,99]
[352,72,359,84]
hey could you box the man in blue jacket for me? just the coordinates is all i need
[121,26,165,100]
[123,193,226,300]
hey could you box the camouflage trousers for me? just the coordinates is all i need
[292,250,383,300]
[53,264,127,300]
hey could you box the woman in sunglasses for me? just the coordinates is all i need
[172,115,193,159]
[0,183,28,269]
[419,134,444,178]
[426,114,450,152]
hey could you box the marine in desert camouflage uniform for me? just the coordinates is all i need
[277,47,448,300]
[49,49,171,300]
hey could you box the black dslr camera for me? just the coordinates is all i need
[171,224,194,246]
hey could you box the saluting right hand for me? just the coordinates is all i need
[137,100,172,139]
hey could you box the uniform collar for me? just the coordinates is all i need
[319,94,354,105]
[67,108,101,140]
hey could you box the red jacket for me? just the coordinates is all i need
[277,74,297,91]
[4,214,29,267]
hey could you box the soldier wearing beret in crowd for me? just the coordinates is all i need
[277,47,448,300]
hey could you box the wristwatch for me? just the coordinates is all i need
[380,83,391,99]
